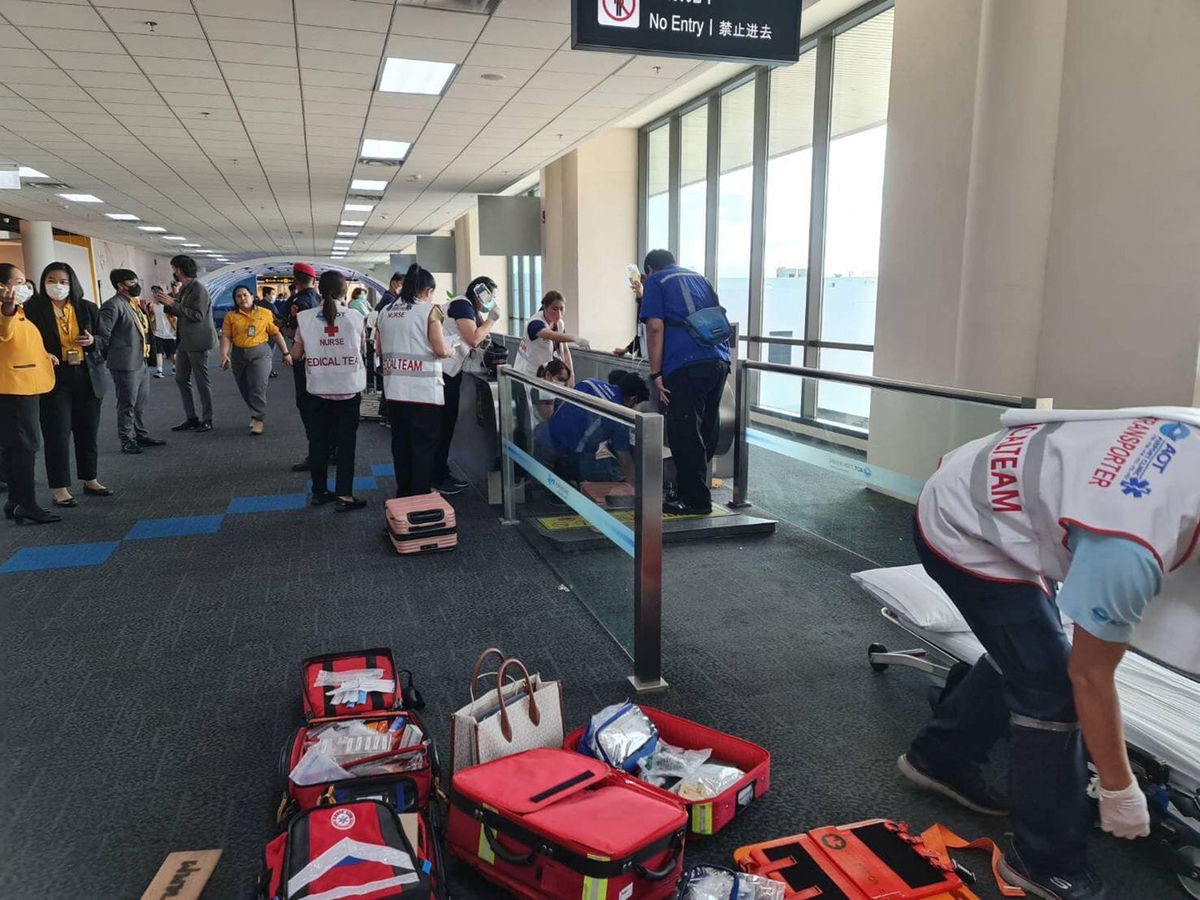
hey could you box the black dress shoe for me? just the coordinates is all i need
[663,499,712,516]
[171,419,201,431]
[13,505,63,525]
[195,422,213,433]
[291,459,312,472]
[3,500,15,520]
[121,440,143,455]
[335,497,367,512]
[52,496,79,508]
[83,485,115,497]
[310,491,337,506]
[136,436,166,447]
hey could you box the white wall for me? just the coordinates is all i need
[452,208,509,320]
[91,237,173,300]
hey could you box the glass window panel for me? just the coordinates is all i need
[678,105,708,273]
[717,79,756,333]
[821,9,894,345]
[646,124,670,252]
[817,347,873,431]
[763,52,817,345]
[533,255,542,308]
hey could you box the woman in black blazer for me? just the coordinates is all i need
[24,262,113,506]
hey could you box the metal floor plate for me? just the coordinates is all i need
[528,507,777,551]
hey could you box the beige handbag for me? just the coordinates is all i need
[450,648,565,773]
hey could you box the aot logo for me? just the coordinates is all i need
[330,808,356,831]
[598,0,639,29]
[1161,422,1190,442]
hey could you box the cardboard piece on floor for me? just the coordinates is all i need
[399,813,419,851]
[140,850,222,900]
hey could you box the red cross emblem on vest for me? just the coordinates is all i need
[324,323,339,336]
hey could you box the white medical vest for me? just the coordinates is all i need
[917,416,1200,589]
[514,315,562,375]
[377,301,443,405]
[442,296,472,378]
[298,306,365,397]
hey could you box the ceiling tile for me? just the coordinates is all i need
[140,56,221,77]
[296,24,384,55]
[122,34,215,60]
[200,16,294,46]
[389,7,486,41]
[293,0,391,32]
[479,17,568,49]
[462,43,552,72]
[211,40,291,66]
[218,62,298,85]
[193,0,293,22]
[543,49,632,75]
[228,80,301,101]
[96,8,204,39]
[0,2,107,29]
[382,35,472,64]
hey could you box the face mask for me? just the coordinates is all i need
[12,283,34,304]
[127,284,142,298]
[46,283,70,301]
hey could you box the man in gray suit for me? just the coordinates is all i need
[99,269,166,454]
[154,254,216,433]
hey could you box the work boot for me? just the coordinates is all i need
[171,418,201,431]
[997,844,1107,900]
[897,752,1008,816]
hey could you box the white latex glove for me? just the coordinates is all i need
[1096,779,1150,839]
[573,337,592,351]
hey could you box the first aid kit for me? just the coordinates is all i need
[567,706,770,837]
[447,748,688,899]
[259,801,434,900]
[385,494,458,556]
[280,649,435,824]
[733,819,1015,900]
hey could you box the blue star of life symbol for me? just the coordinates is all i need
[1120,477,1152,498]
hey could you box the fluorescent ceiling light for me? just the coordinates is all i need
[19,166,48,178]
[341,220,365,227]
[361,138,411,161]
[344,203,374,212]
[163,235,187,241]
[182,243,202,248]
[59,193,102,203]
[105,213,140,221]
[351,179,387,192]
[379,57,457,96]
[138,225,166,232]
[336,231,359,237]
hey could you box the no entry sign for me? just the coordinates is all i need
[574,0,801,65]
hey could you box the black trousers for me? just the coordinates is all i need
[433,371,463,484]
[39,369,101,490]
[388,401,442,497]
[910,521,1090,873]
[308,395,361,498]
[663,361,728,507]
[0,394,42,508]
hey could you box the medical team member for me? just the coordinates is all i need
[513,290,588,377]
[536,373,649,483]
[376,264,452,498]
[901,409,1200,900]
[291,271,367,512]
[640,249,730,516]
[435,275,501,495]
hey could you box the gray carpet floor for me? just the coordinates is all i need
[0,367,1179,898]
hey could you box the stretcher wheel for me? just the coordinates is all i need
[868,643,889,673]
[1180,845,1200,899]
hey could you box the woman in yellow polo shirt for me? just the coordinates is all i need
[0,263,60,524]
[220,285,292,434]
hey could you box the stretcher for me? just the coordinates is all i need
[853,564,1200,898]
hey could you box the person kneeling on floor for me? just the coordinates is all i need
[899,409,1200,900]
[535,373,649,485]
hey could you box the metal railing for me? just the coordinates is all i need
[497,365,667,692]
[730,359,1052,508]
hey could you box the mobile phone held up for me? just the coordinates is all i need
[625,264,641,287]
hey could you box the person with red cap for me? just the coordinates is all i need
[288,262,331,472]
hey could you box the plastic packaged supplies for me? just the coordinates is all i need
[311,667,396,709]
[678,866,785,900]
[289,718,426,785]
[579,702,659,772]
[637,741,745,801]
[677,764,745,801]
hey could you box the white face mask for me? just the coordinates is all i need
[46,283,70,301]
[12,283,34,304]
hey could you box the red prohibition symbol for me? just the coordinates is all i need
[602,0,637,23]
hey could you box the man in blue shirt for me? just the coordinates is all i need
[536,374,649,483]
[639,249,731,515]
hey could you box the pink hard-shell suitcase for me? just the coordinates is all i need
[385,493,457,555]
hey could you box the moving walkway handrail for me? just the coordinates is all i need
[496,365,667,693]
[731,359,1053,509]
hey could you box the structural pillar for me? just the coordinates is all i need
[19,219,54,283]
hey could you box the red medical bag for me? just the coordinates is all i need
[280,649,435,823]
[259,801,434,900]
[448,748,688,899]
[385,494,457,555]
[565,706,770,836]
[734,819,969,900]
